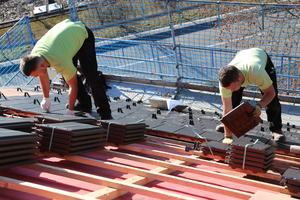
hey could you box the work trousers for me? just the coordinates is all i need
[72,26,111,118]
[231,53,282,132]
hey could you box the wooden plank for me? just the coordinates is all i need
[97,149,287,194]
[146,134,194,147]
[0,175,97,200]
[62,155,252,199]
[86,159,188,199]
[147,130,203,143]
[118,143,283,181]
[144,139,232,160]
[250,191,297,200]
[141,140,203,156]
[118,143,230,169]
[22,163,193,200]
[274,154,300,169]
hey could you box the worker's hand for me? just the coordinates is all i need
[65,109,75,116]
[250,103,262,118]
[41,97,51,112]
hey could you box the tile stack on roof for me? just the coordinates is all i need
[34,113,96,125]
[0,129,41,169]
[100,120,148,145]
[34,122,106,156]
[226,140,276,172]
[0,117,35,133]
[0,107,5,116]
[199,141,229,159]
[281,168,300,192]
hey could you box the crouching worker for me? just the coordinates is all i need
[19,19,112,119]
[217,48,285,144]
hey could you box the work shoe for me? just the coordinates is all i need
[222,136,235,144]
[100,115,113,120]
[271,131,286,142]
[65,103,92,113]
[96,107,112,120]
[216,123,225,133]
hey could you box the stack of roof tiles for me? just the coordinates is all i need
[226,140,276,172]
[0,128,41,169]
[34,113,96,125]
[0,106,6,116]
[281,168,300,192]
[34,122,106,156]
[0,117,36,133]
[101,120,148,145]
[199,141,229,159]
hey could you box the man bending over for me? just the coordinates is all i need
[217,48,285,143]
[20,19,112,119]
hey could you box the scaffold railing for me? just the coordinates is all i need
[0,16,39,87]
[1,1,299,100]
[66,0,300,98]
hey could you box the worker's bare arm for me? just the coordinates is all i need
[66,74,78,111]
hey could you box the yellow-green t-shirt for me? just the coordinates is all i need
[31,19,88,81]
[219,48,273,98]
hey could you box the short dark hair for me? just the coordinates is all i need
[19,54,39,76]
[218,65,240,87]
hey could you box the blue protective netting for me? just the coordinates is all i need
[66,0,300,98]
[1,1,299,99]
[0,16,39,87]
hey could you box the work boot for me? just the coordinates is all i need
[97,107,113,120]
[101,115,113,120]
[271,131,286,142]
[216,123,224,133]
[65,102,92,113]
[222,136,235,144]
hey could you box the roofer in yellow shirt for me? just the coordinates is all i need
[217,48,285,143]
[20,19,112,120]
